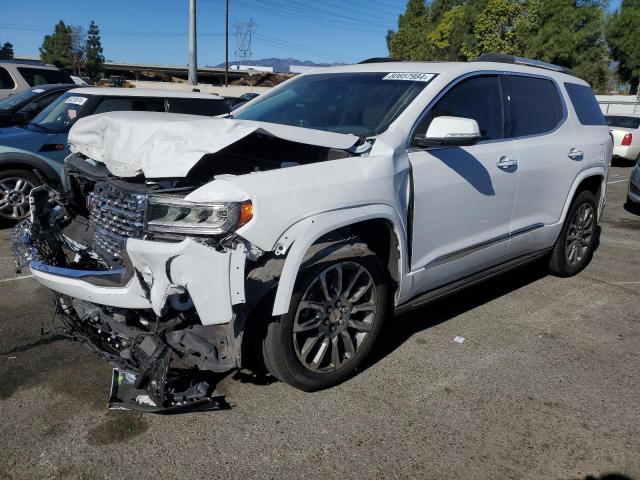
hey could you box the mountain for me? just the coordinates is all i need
[213,58,346,73]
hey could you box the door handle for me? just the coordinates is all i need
[497,156,517,169]
[568,148,584,160]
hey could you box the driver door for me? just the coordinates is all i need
[407,74,519,296]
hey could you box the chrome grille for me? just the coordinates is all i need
[88,182,147,264]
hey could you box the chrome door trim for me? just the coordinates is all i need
[423,223,544,270]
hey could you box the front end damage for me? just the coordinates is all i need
[11,157,262,412]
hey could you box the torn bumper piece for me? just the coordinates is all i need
[24,235,246,325]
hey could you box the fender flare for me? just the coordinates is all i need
[0,152,62,186]
[558,166,607,225]
[270,204,410,316]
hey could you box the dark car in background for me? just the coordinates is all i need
[0,87,230,221]
[0,84,76,127]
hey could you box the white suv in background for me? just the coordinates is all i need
[14,55,612,411]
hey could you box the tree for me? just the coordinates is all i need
[426,6,468,60]
[0,42,14,59]
[40,21,75,70]
[387,0,431,60]
[69,25,86,76]
[526,0,610,93]
[464,0,540,58]
[85,20,104,83]
[607,0,640,94]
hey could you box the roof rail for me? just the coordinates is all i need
[358,57,398,64]
[472,53,576,77]
[0,58,50,66]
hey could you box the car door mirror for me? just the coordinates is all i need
[414,116,481,148]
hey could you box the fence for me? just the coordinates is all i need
[596,95,640,115]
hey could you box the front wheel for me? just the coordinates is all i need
[0,169,41,222]
[262,246,388,391]
[548,190,597,277]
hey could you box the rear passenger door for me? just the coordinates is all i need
[505,74,581,257]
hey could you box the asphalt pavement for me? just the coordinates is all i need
[0,164,638,480]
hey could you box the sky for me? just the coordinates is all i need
[0,0,624,67]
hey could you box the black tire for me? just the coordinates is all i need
[262,244,389,391]
[548,189,597,277]
[0,168,41,224]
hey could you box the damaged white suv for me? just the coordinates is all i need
[13,55,612,410]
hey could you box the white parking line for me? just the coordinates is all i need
[607,179,628,184]
[0,275,34,284]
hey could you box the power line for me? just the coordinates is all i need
[257,0,391,28]
[0,23,224,38]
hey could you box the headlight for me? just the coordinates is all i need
[145,195,253,235]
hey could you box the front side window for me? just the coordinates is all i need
[565,83,605,126]
[605,115,640,129]
[167,98,230,116]
[17,67,67,86]
[93,97,165,114]
[0,67,15,89]
[506,75,564,137]
[234,72,433,137]
[414,75,504,144]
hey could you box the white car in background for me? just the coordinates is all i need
[605,114,640,163]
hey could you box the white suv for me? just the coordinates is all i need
[13,55,612,410]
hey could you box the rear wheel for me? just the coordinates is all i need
[0,169,41,222]
[262,245,388,391]
[548,190,597,277]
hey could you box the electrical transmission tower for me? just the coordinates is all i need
[233,19,256,67]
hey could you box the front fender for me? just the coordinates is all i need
[270,204,410,316]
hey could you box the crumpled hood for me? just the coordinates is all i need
[68,111,361,178]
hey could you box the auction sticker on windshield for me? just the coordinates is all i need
[382,72,435,82]
[64,96,88,106]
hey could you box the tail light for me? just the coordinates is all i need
[622,133,632,146]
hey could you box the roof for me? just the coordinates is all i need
[66,87,224,99]
[28,83,76,91]
[303,60,587,85]
[0,59,59,69]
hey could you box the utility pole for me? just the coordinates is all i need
[188,0,198,89]
[225,0,229,87]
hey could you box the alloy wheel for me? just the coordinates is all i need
[0,176,35,220]
[293,261,377,373]
[565,202,595,267]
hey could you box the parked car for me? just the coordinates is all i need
[0,59,73,100]
[627,161,640,210]
[605,114,640,163]
[13,55,611,411]
[0,87,229,221]
[0,84,76,128]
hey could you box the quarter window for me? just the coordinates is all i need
[564,83,605,126]
[0,67,15,89]
[506,76,564,137]
[415,75,504,144]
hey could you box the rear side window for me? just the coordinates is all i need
[416,75,504,142]
[506,76,564,137]
[605,115,640,129]
[564,83,605,126]
[17,67,67,86]
[167,98,230,116]
[93,97,165,114]
[0,67,15,89]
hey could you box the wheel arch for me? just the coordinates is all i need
[0,152,62,187]
[559,168,606,224]
[269,205,410,316]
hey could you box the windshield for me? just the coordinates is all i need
[605,115,640,129]
[0,88,42,111]
[234,72,434,136]
[28,92,92,132]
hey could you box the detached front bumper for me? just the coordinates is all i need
[12,199,247,326]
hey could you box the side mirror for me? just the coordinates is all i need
[414,116,481,148]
